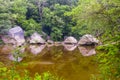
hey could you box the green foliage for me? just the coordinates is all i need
[26,2,40,22]
[11,47,25,62]
[46,0,78,6]
[0,0,78,40]
[41,5,73,41]
[0,62,7,77]
[19,19,42,36]
[0,39,3,44]
[11,0,27,14]
[66,0,120,42]
[95,43,120,80]
[34,73,41,80]
[0,0,12,35]
[10,0,28,23]
[0,62,64,80]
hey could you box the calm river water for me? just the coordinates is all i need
[0,44,97,80]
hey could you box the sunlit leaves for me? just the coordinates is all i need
[66,0,120,42]
[96,43,120,79]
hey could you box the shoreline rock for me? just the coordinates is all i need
[78,34,99,46]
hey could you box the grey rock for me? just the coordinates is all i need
[64,36,77,44]
[8,26,25,46]
[29,32,45,44]
[78,34,99,45]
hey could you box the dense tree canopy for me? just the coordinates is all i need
[0,0,12,35]
[0,0,119,41]
[66,0,120,42]
[0,0,78,41]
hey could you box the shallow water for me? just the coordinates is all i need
[0,44,97,80]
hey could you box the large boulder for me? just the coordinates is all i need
[8,26,25,46]
[64,36,77,44]
[78,34,99,45]
[29,32,45,44]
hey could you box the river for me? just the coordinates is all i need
[0,44,98,80]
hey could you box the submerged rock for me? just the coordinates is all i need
[64,36,77,44]
[29,32,45,44]
[78,34,99,45]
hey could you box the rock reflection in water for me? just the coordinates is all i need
[63,44,77,51]
[8,47,25,62]
[78,46,96,56]
[1,45,14,54]
[29,45,46,55]
[8,54,23,62]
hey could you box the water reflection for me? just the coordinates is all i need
[0,45,97,80]
[63,44,77,51]
[8,54,23,62]
[8,47,25,62]
[29,45,46,55]
[27,61,54,65]
[1,45,14,54]
[46,43,54,48]
[78,46,96,56]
